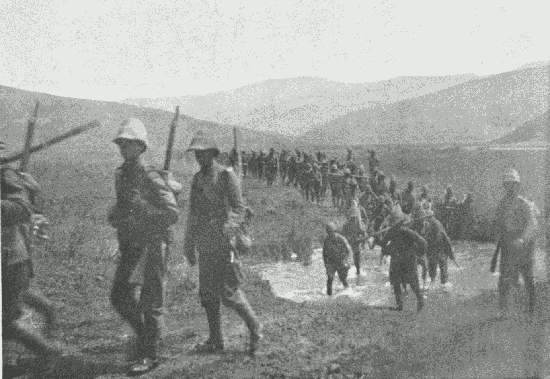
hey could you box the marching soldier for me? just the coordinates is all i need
[341,168,358,212]
[388,175,400,203]
[441,186,458,239]
[457,192,476,241]
[410,201,454,290]
[368,150,380,178]
[322,222,352,295]
[341,200,367,276]
[378,206,428,313]
[492,169,538,316]
[184,132,263,356]
[418,185,432,203]
[329,164,342,209]
[241,150,248,178]
[400,181,416,214]
[107,118,180,376]
[2,142,66,372]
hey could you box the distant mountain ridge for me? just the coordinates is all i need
[0,85,294,168]
[296,65,549,145]
[490,110,549,145]
[121,74,478,136]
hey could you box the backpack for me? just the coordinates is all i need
[144,165,183,201]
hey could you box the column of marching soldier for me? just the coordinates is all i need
[2,119,540,377]
[237,145,540,315]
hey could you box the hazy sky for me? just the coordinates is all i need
[1,0,548,101]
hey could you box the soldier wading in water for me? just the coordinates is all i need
[184,132,263,356]
[378,206,428,313]
[108,118,180,376]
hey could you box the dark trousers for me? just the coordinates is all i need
[325,263,350,296]
[428,253,449,284]
[2,261,58,358]
[498,240,535,313]
[351,242,362,274]
[202,289,260,344]
[311,182,321,204]
[389,261,424,312]
[110,237,166,359]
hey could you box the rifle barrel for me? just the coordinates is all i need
[0,120,101,165]
[164,106,180,171]
[20,100,40,172]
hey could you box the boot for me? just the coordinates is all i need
[390,285,404,311]
[195,303,224,354]
[232,299,263,355]
[326,276,334,296]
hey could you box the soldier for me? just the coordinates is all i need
[107,118,180,375]
[341,200,367,276]
[320,161,330,201]
[492,169,538,316]
[322,222,352,295]
[310,163,323,205]
[341,168,358,212]
[418,185,432,203]
[388,175,400,203]
[241,150,248,178]
[257,150,266,182]
[286,152,298,187]
[2,146,66,372]
[441,186,458,239]
[265,148,279,187]
[368,150,380,178]
[375,172,389,196]
[378,206,428,313]
[400,181,416,214]
[410,201,454,291]
[184,132,263,355]
[456,192,475,241]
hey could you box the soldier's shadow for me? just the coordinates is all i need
[3,353,127,379]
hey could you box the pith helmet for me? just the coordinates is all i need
[386,204,408,227]
[187,131,220,154]
[113,118,149,150]
[502,168,520,183]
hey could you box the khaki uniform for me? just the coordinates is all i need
[2,166,61,359]
[322,232,352,295]
[493,195,537,313]
[108,160,178,359]
[380,226,427,312]
[183,162,261,348]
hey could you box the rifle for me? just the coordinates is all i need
[20,100,39,173]
[1,120,102,165]
[490,241,500,273]
[164,106,180,171]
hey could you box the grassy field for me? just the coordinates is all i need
[3,146,548,378]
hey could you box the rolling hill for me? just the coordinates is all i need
[296,65,549,145]
[0,85,294,171]
[489,110,549,145]
[121,74,478,137]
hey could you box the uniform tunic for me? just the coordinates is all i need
[380,226,428,286]
[108,159,179,355]
[322,232,352,277]
[184,162,245,306]
[492,196,537,279]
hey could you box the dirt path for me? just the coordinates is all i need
[5,243,547,379]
